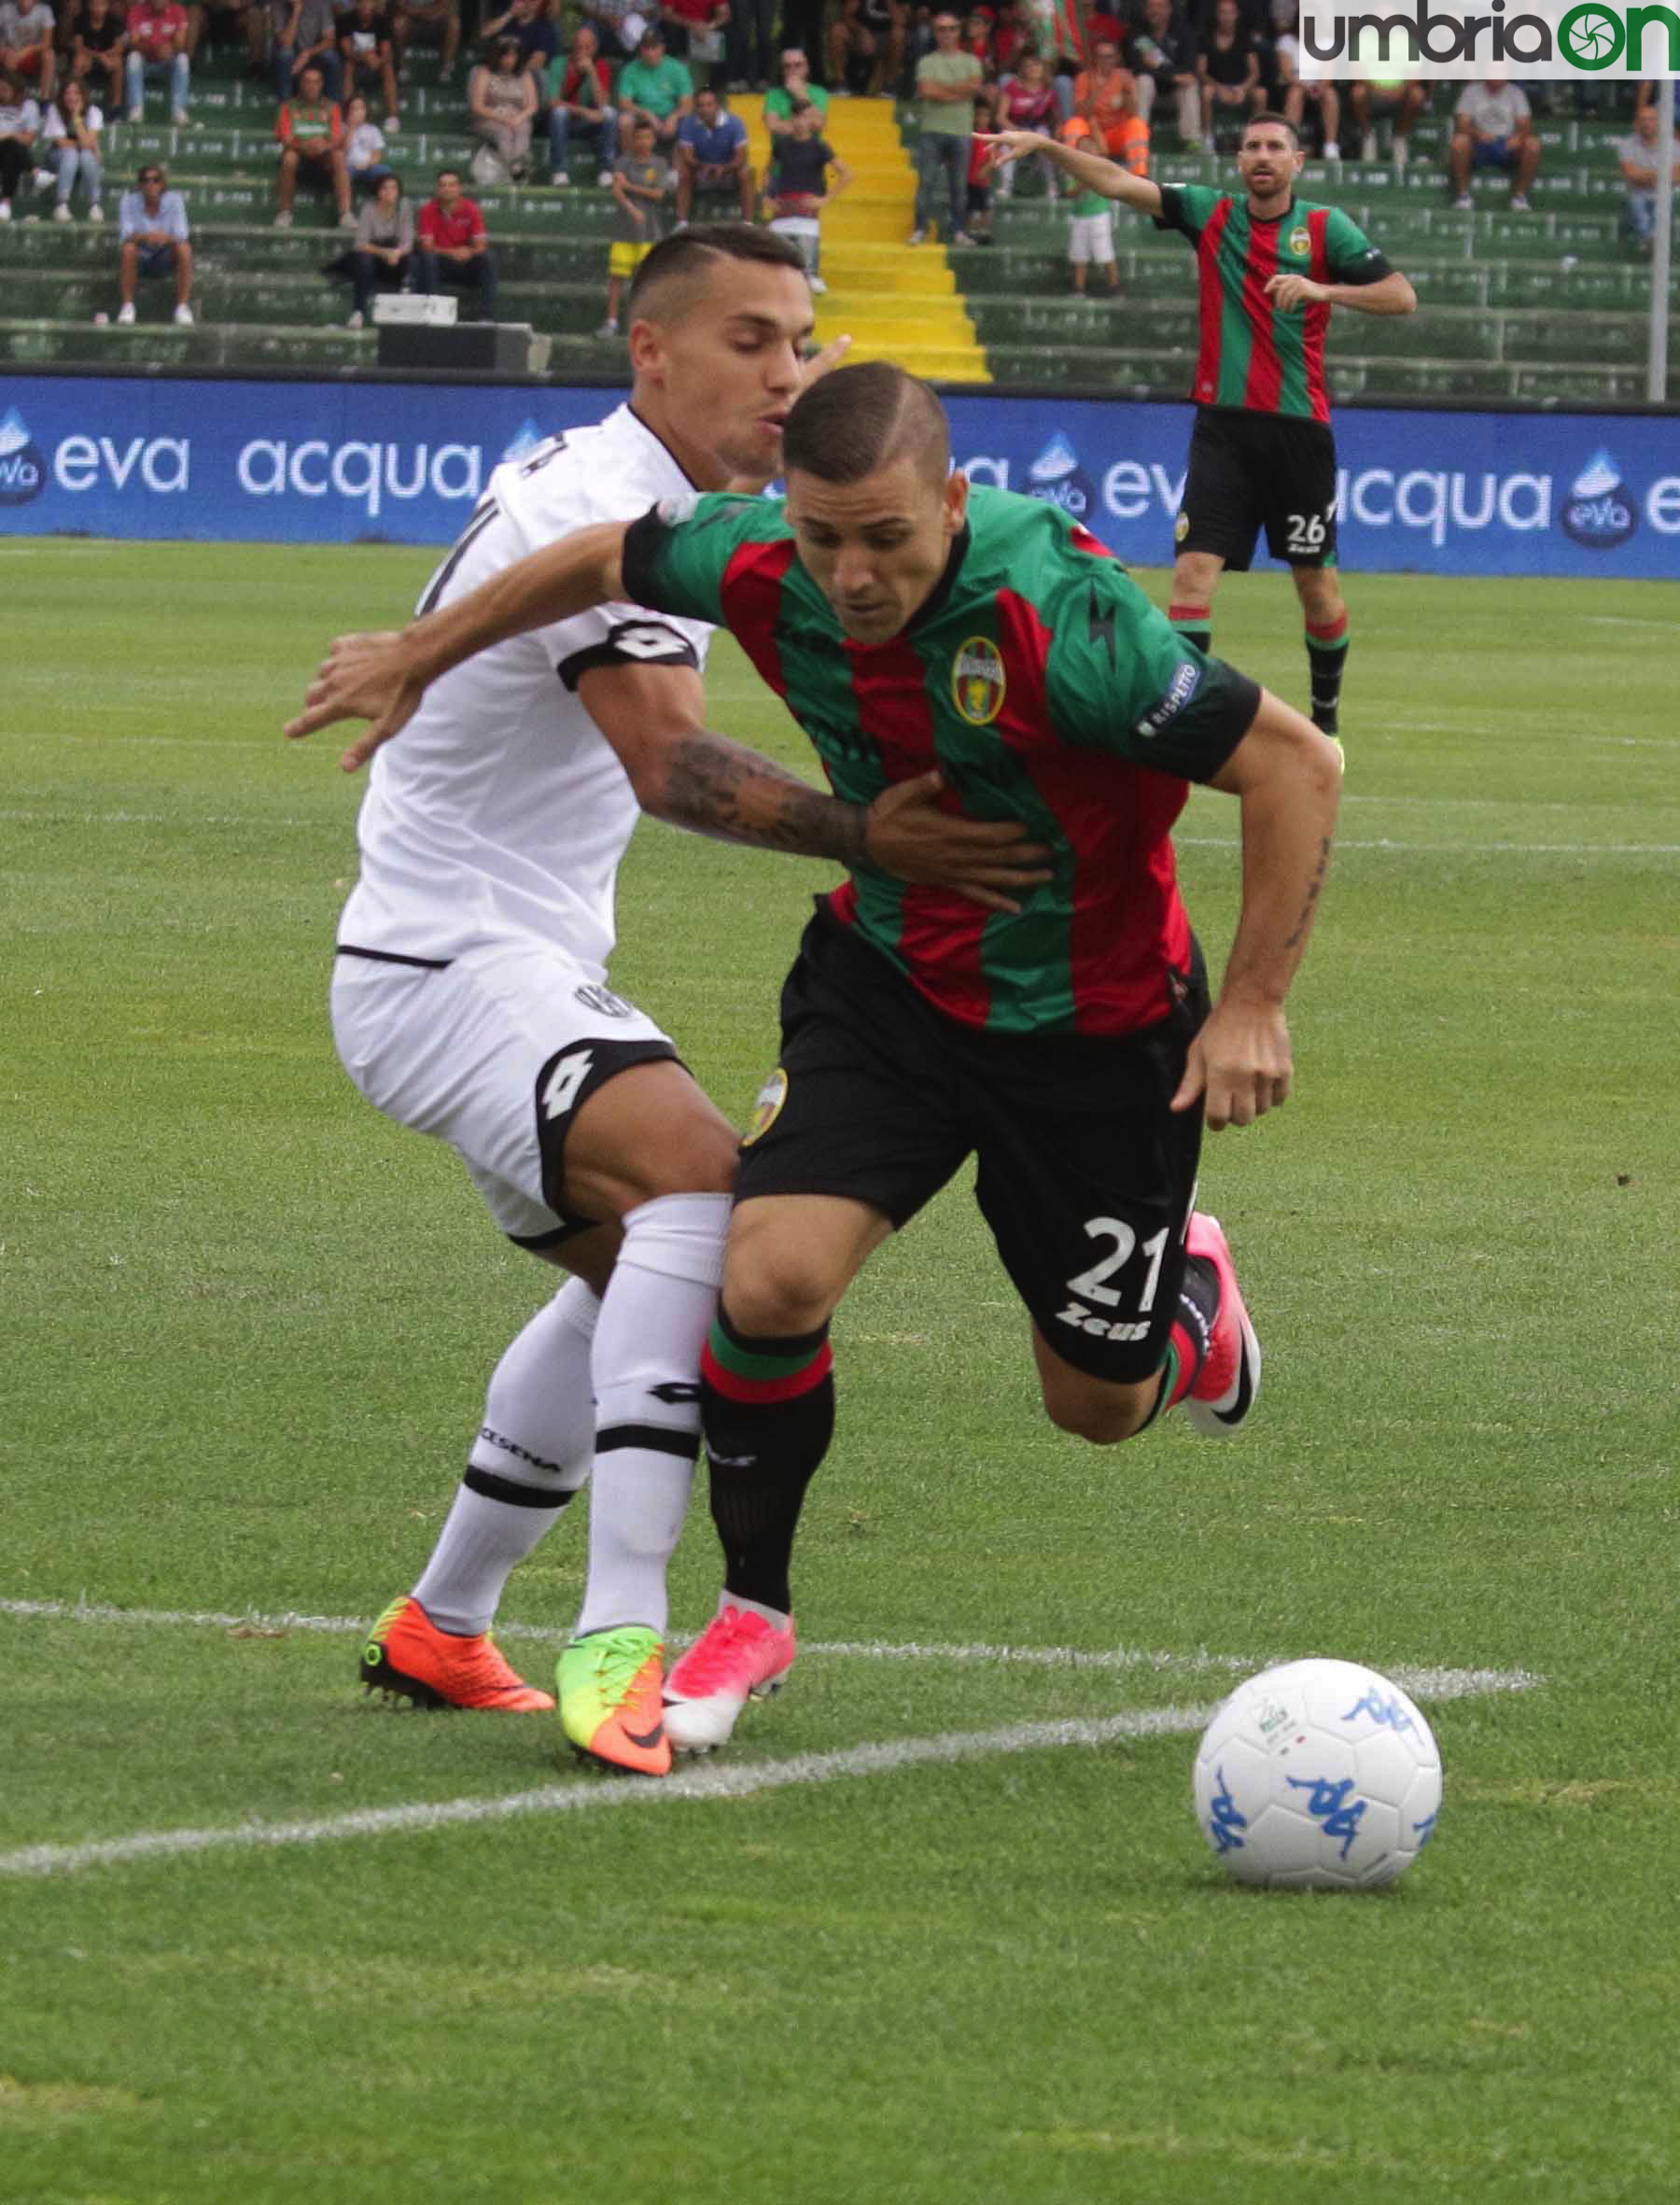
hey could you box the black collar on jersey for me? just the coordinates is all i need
[905,521,972,636]
[1244,194,1297,226]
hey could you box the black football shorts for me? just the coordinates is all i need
[1175,404,1339,571]
[734,907,1211,1384]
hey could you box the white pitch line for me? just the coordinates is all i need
[0,1663,1545,1882]
[0,1595,1258,1676]
[1178,836,1680,857]
[0,1594,1544,1704]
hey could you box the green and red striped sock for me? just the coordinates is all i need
[699,1308,835,1615]
[1305,609,1351,735]
[1169,603,1212,656]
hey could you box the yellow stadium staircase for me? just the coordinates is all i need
[735,94,991,386]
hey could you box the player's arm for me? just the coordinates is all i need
[576,658,1049,907]
[287,518,635,765]
[1172,690,1341,1131]
[1266,267,1416,315]
[981,127,1163,214]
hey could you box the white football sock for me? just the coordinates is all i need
[412,1275,599,1636]
[572,1191,731,1639]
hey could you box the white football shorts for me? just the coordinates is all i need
[329,938,679,1246]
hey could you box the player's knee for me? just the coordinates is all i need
[721,1243,837,1340]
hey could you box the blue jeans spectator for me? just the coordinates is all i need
[547,102,618,177]
[53,145,105,210]
[353,246,416,314]
[414,246,498,316]
[913,132,968,238]
[1623,190,1661,248]
[351,161,398,195]
[272,46,343,101]
[125,49,190,119]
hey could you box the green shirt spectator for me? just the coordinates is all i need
[616,44,692,123]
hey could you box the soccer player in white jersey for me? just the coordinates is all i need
[303,223,1044,1776]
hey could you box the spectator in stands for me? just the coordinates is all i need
[1349,77,1422,167]
[1618,102,1679,255]
[274,59,352,223]
[44,72,102,214]
[390,0,457,80]
[657,0,729,86]
[338,0,399,127]
[479,0,554,77]
[0,64,40,217]
[1126,0,1198,150]
[995,49,1057,195]
[828,0,906,99]
[763,43,823,136]
[908,9,979,244]
[66,0,124,109]
[116,157,192,318]
[1269,1,1338,159]
[123,0,188,119]
[1071,35,1141,161]
[183,0,244,63]
[468,33,535,177]
[264,0,339,103]
[343,89,393,190]
[1634,81,1680,127]
[578,0,637,63]
[963,80,999,235]
[763,91,847,288]
[345,165,414,321]
[1448,77,1539,212]
[724,0,772,94]
[1197,0,1262,148]
[0,0,56,99]
[600,115,666,333]
[1061,119,1119,295]
[674,80,750,217]
[416,161,496,314]
[545,20,616,186]
[615,25,689,149]
[959,7,993,75]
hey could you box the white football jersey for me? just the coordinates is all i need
[336,404,713,975]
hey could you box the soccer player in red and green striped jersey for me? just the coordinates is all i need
[985,109,1416,748]
[295,360,1341,1754]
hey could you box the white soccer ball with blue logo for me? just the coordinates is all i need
[1193,1658,1442,1890]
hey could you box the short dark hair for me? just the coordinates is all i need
[1242,109,1300,146]
[436,164,462,182]
[782,360,949,490]
[625,220,806,326]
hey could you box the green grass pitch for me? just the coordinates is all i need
[3,538,1678,2204]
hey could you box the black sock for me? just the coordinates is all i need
[1306,616,1350,735]
[699,1307,836,1615]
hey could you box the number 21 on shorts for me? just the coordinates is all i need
[1057,1216,1170,1344]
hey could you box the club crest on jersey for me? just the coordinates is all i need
[742,1067,789,1146]
[1174,512,1191,543]
[1287,225,1310,259]
[951,637,1006,726]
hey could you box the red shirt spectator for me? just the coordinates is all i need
[419,188,486,249]
[558,54,611,102]
[126,0,188,55]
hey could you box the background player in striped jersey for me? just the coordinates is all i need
[290,234,1047,1777]
[289,360,1342,1767]
[984,110,1416,752]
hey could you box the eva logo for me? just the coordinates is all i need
[1022,430,1096,518]
[951,635,1006,725]
[0,407,49,507]
[1560,448,1637,549]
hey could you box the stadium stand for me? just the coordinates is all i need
[0,35,1674,402]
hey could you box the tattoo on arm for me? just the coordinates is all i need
[658,730,869,866]
[1282,836,1332,952]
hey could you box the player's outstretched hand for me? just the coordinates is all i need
[975,129,1043,176]
[284,631,426,773]
[1170,998,1294,1131]
[864,770,1052,914]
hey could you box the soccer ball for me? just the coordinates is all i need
[1192,1658,1442,1890]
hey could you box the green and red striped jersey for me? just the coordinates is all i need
[621,484,1261,1039]
[1155,185,1391,424]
